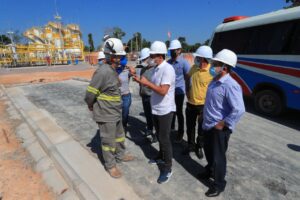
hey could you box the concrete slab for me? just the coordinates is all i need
[4,80,300,200]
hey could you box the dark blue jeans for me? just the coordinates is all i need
[122,93,132,128]
[141,95,153,131]
[203,127,232,191]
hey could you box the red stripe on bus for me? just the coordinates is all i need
[238,60,300,78]
[231,72,252,96]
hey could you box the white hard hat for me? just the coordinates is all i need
[103,34,111,41]
[193,45,213,59]
[139,48,150,60]
[168,39,182,50]
[212,49,237,68]
[149,41,167,54]
[97,51,105,59]
[103,38,126,56]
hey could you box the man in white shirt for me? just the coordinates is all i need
[133,41,176,184]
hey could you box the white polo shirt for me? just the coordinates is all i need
[151,60,176,115]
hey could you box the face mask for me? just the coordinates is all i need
[141,61,148,67]
[170,50,177,59]
[120,56,127,67]
[209,64,224,77]
[116,65,125,75]
[98,60,103,65]
[194,57,201,67]
[148,58,156,67]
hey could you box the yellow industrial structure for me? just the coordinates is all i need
[0,17,84,67]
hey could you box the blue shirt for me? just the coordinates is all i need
[168,55,191,95]
[118,69,130,95]
[202,74,245,131]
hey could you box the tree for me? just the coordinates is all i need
[178,37,189,52]
[285,0,300,8]
[127,32,144,52]
[104,27,126,40]
[0,35,11,45]
[84,45,90,52]
[203,39,210,45]
[88,33,95,52]
[13,30,26,44]
[189,43,201,52]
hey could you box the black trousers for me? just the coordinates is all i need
[203,127,232,191]
[153,112,174,171]
[141,95,153,131]
[185,103,204,148]
[171,94,185,135]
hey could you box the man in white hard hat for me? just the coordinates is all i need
[133,41,176,184]
[168,39,191,143]
[183,46,213,157]
[136,48,157,143]
[199,49,245,197]
[97,51,106,65]
[85,38,134,179]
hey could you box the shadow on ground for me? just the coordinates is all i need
[244,97,300,131]
[126,115,211,188]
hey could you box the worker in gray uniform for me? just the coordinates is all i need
[85,38,134,178]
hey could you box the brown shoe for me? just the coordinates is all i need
[117,154,134,162]
[107,166,122,178]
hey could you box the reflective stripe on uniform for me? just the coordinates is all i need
[97,94,121,102]
[102,145,116,152]
[115,136,125,143]
[87,86,100,95]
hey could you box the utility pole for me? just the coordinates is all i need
[135,33,138,52]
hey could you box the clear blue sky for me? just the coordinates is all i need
[0,0,288,47]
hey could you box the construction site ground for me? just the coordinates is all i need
[0,63,300,200]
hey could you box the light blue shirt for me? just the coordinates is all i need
[168,55,190,95]
[202,74,245,131]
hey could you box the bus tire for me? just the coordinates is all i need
[254,90,283,116]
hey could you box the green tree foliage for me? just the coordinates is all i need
[0,35,11,45]
[176,36,202,52]
[112,27,126,39]
[285,0,300,8]
[88,33,95,52]
[127,32,151,52]
[13,30,26,44]
[104,27,126,40]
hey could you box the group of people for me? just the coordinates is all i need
[85,37,245,197]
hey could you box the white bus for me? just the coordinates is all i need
[209,6,300,116]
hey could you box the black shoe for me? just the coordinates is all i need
[150,135,158,143]
[182,147,194,155]
[195,147,204,159]
[205,187,222,197]
[157,170,173,184]
[144,129,153,137]
[197,171,210,180]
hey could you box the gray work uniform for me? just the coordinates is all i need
[85,63,125,169]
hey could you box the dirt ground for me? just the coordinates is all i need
[0,64,96,200]
[0,68,95,85]
[0,100,55,200]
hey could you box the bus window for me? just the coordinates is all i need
[246,20,297,55]
[211,29,251,54]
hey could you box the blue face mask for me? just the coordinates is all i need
[120,56,127,67]
[209,64,224,77]
[98,60,103,65]
[209,66,218,77]
[116,65,125,75]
